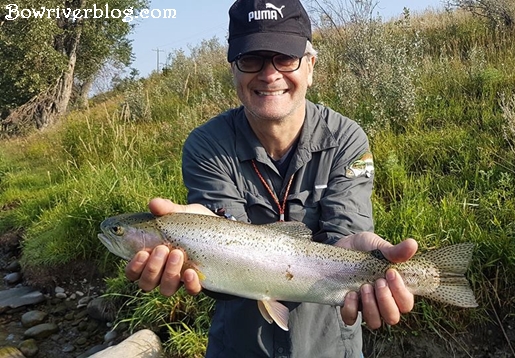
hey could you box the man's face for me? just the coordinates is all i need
[231,51,315,123]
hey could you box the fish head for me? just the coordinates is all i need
[98,212,165,260]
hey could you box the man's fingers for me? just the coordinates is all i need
[149,198,183,216]
[374,278,400,326]
[386,269,414,313]
[182,268,202,296]
[382,238,418,263]
[148,198,215,216]
[159,249,186,296]
[138,245,170,292]
[125,250,150,282]
[337,236,417,330]
[341,291,359,326]
[124,246,201,297]
[361,284,382,329]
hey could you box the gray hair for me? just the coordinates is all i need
[305,41,318,58]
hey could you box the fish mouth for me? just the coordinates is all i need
[98,234,118,255]
[98,233,110,247]
[98,233,130,260]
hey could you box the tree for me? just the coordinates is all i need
[0,0,148,134]
[445,0,515,27]
[73,1,140,109]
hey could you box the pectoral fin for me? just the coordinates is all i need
[181,261,206,281]
[257,300,290,331]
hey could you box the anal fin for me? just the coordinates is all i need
[258,301,273,324]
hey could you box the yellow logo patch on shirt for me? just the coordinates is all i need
[345,151,374,178]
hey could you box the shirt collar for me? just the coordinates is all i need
[235,100,338,164]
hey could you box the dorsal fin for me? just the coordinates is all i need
[263,221,312,240]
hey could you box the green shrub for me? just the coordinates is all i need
[311,10,422,134]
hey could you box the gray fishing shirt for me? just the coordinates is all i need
[182,100,374,358]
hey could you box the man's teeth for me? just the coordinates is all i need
[257,90,286,96]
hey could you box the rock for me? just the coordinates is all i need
[54,286,65,294]
[87,297,115,322]
[55,292,67,299]
[78,321,88,331]
[18,339,38,357]
[76,291,85,297]
[0,346,25,358]
[23,323,59,340]
[75,309,89,320]
[62,344,75,353]
[4,272,22,285]
[88,329,163,358]
[103,330,117,344]
[77,296,92,308]
[76,344,109,358]
[86,320,100,334]
[76,337,88,346]
[21,311,48,328]
[5,260,21,272]
[0,287,45,313]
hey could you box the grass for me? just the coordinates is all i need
[104,265,214,358]
[1,8,515,357]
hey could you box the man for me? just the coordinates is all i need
[125,0,418,357]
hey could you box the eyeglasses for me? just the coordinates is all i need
[234,53,303,73]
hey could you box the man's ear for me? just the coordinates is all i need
[307,55,316,87]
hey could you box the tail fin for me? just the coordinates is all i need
[423,243,478,307]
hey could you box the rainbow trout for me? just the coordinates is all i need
[98,212,478,330]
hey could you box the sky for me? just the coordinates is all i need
[126,0,445,78]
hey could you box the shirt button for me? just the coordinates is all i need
[277,347,284,353]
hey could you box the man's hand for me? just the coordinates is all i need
[336,233,418,329]
[124,198,214,296]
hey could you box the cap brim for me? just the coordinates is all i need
[227,33,307,62]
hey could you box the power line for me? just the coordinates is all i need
[152,48,165,72]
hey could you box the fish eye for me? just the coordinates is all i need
[111,226,124,236]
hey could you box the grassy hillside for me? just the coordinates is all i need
[1,9,514,357]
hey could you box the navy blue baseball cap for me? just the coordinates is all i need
[227,0,312,62]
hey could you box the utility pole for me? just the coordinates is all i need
[152,48,165,73]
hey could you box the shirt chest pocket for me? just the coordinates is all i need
[287,189,322,230]
[244,191,280,224]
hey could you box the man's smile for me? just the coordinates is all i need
[254,89,288,96]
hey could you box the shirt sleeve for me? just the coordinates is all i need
[182,124,250,223]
